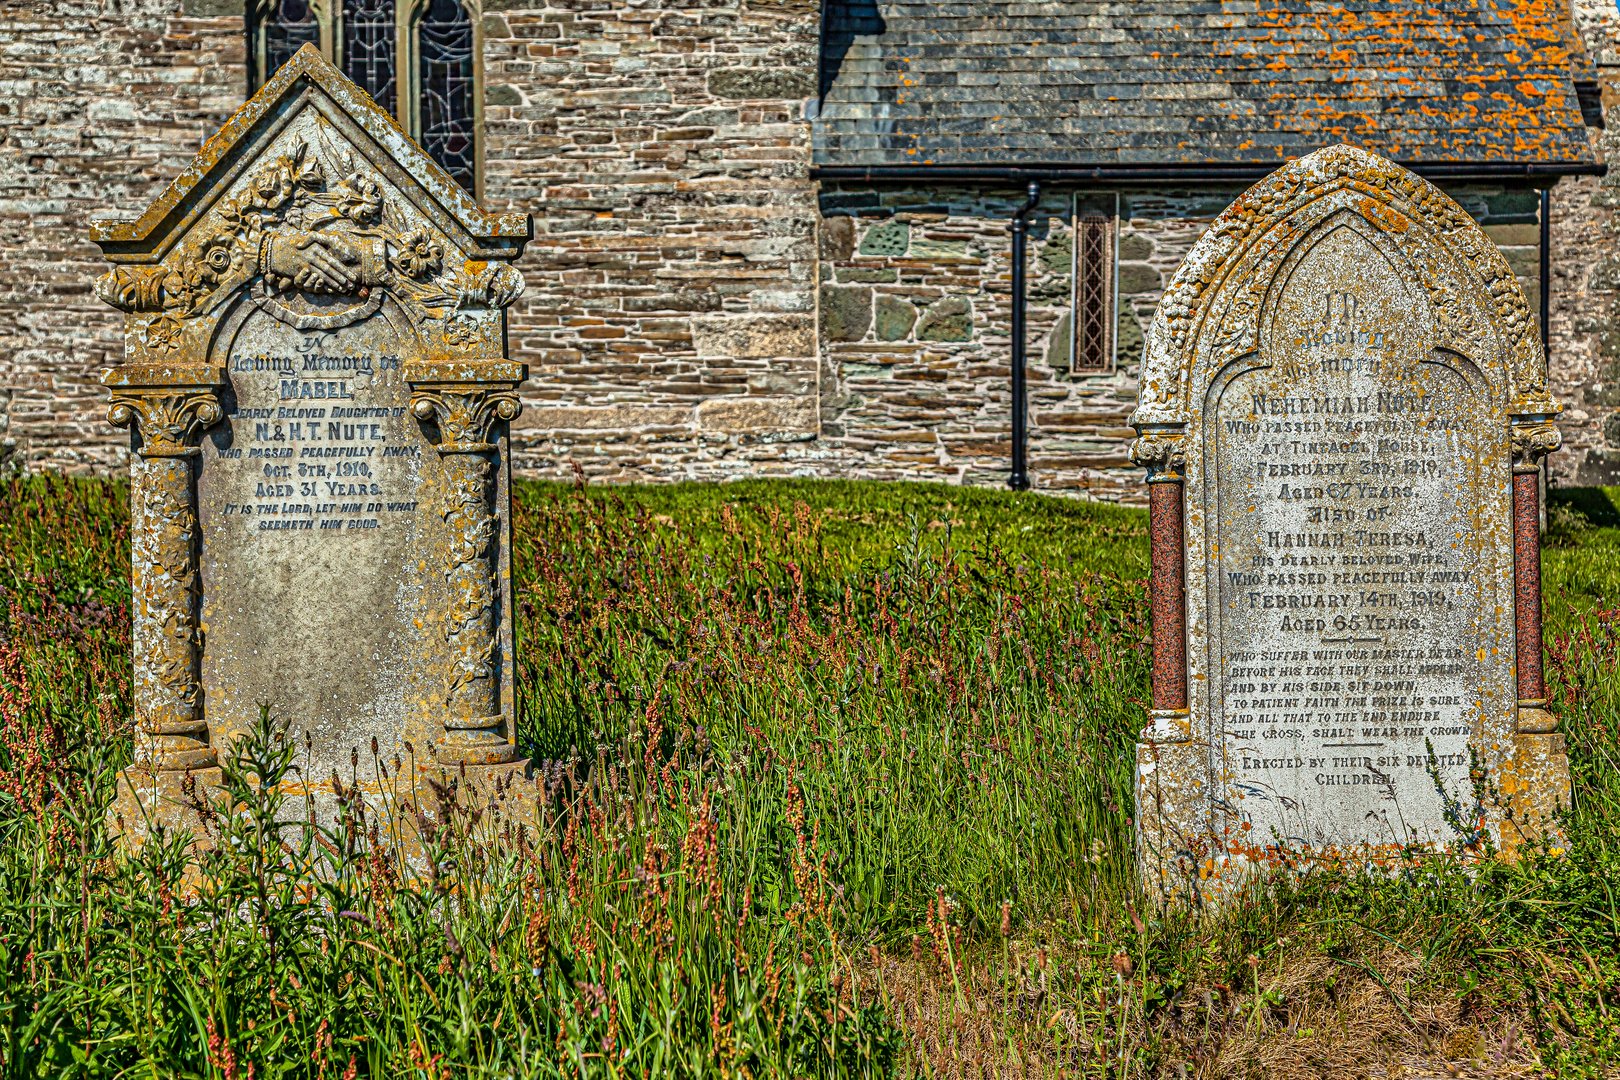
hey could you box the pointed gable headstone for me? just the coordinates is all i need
[1129,145,1570,901]
[91,45,536,847]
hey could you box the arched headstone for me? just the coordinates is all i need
[1129,145,1569,901]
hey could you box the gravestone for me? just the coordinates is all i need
[1129,145,1569,901]
[92,46,535,849]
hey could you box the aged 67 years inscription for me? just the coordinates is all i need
[1129,146,1569,901]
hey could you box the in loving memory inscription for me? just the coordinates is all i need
[1131,146,1570,900]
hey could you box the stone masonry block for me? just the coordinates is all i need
[917,297,972,342]
[821,285,872,342]
[859,219,910,257]
[875,295,917,341]
[697,395,818,436]
[689,315,815,360]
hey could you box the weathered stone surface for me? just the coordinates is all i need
[875,294,917,342]
[821,285,872,342]
[1046,312,1072,368]
[1131,145,1570,902]
[697,395,817,436]
[691,315,815,359]
[821,215,856,262]
[917,297,972,342]
[859,219,910,257]
[1117,262,1163,294]
[910,236,971,260]
[707,67,815,100]
[91,47,537,854]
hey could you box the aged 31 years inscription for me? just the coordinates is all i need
[1208,224,1490,847]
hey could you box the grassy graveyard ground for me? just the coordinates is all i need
[0,474,1617,1079]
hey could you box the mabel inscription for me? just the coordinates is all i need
[1130,146,1569,900]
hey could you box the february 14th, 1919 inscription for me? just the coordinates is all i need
[1130,145,1570,900]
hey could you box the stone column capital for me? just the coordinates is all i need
[406,360,525,454]
[1130,425,1187,484]
[105,365,227,458]
[1510,415,1561,474]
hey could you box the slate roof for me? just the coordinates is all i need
[813,0,1600,171]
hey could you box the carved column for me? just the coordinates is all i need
[1511,417,1560,735]
[409,369,523,766]
[107,378,223,772]
[1132,427,1191,740]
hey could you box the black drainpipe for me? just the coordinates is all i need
[1540,186,1552,364]
[1009,180,1041,491]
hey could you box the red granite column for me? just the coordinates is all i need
[1132,429,1189,730]
[1512,421,1560,735]
[1149,479,1188,712]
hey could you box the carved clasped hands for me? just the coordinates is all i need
[259,230,363,294]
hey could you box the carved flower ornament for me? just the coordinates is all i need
[393,228,443,279]
[333,174,383,225]
[99,132,522,349]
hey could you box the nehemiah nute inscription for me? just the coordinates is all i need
[91,46,536,850]
[1131,146,1570,900]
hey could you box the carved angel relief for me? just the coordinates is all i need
[95,129,523,349]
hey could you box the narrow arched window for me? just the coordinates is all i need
[342,0,398,116]
[247,0,481,196]
[415,0,477,193]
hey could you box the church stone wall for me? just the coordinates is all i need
[479,0,833,483]
[0,1,239,473]
[1553,0,1620,486]
[0,1,1600,498]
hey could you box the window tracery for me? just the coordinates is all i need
[249,0,480,195]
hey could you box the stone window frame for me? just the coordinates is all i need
[1069,193,1119,375]
[247,0,485,199]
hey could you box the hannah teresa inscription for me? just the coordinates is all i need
[1130,146,1570,901]
[91,46,536,850]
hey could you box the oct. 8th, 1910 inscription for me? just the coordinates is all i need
[1207,224,1493,848]
[1131,146,1569,899]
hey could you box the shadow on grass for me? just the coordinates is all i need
[1549,485,1620,528]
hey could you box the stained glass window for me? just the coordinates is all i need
[260,0,322,85]
[417,0,478,193]
[1073,212,1115,373]
[249,0,480,195]
[342,0,397,116]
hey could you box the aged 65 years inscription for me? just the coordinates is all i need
[1206,224,1491,848]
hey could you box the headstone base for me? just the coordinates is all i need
[109,765,224,858]
[107,759,543,868]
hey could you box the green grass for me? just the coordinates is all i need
[0,475,1617,1077]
